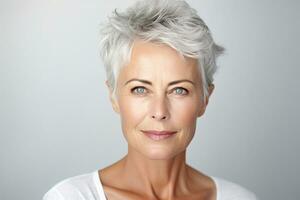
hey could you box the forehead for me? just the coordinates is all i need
[120,40,200,80]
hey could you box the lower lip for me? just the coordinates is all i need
[143,132,176,141]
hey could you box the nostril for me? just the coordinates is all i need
[152,115,167,120]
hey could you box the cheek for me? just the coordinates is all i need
[118,97,149,145]
[171,97,200,125]
[118,97,147,128]
[171,99,200,149]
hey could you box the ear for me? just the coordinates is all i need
[205,84,215,106]
[197,84,215,117]
[105,80,120,114]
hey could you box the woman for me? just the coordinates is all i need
[43,0,258,199]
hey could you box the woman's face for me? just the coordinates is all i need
[107,40,213,160]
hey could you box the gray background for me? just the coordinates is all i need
[1,0,299,199]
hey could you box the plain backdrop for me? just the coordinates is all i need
[1,0,299,199]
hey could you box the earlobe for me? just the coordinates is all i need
[205,84,215,105]
[197,84,215,117]
[110,94,120,114]
[112,100,120,114]
[197,96,206,117]
[197,106,206,117]
[105,80,120,114]
[208,84,215,97]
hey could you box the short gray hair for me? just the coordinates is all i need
[98,0,225,101]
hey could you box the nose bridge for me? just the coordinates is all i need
[150,93,170,120]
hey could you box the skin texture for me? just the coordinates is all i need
[100,40,216,200]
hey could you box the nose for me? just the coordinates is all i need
[150,95,170,120]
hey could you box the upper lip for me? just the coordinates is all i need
[141,130,177,135]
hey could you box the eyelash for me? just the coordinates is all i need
[130,86,189,96]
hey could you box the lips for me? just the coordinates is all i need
[141,130,177,141]
[141,130,177,135]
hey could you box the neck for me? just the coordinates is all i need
[121,145,191,199]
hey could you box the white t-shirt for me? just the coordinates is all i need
[43,171,258,200]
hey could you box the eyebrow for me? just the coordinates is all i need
[124,78,195,86]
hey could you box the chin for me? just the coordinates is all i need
[142,148,180,160]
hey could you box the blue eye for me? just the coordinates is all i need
[131,86,188,96]
[173,87,188,95]
[131,86,147,95]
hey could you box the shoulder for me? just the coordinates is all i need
[43,171,100,200]
[212,176,258,200]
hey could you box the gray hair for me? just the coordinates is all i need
[98,0,225,101]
